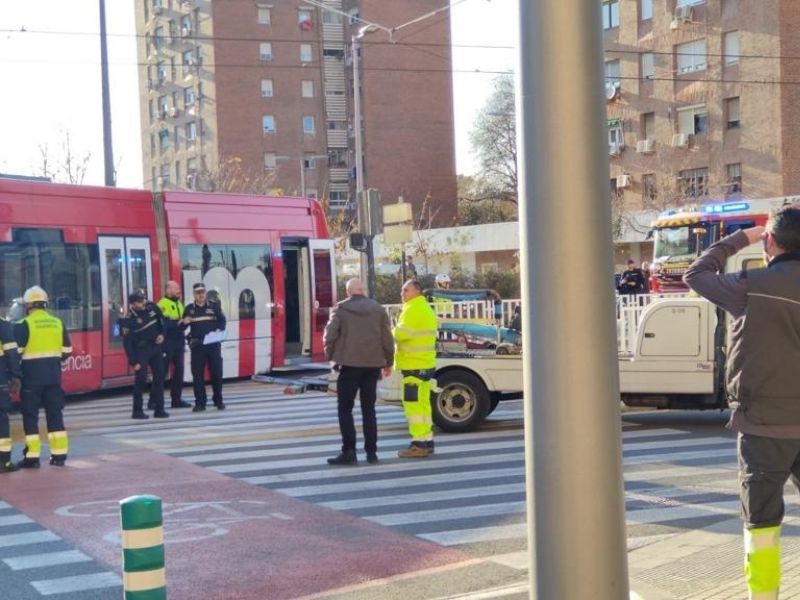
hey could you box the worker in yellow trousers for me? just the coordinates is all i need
[393,280,437,458]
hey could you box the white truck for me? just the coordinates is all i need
[379,244,764,432]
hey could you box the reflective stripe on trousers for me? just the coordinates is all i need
[49,430,69,458]
[401,375,433,442]
[25,434,41,459]
[745,525,780,599]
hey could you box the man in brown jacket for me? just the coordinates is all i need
[323,278,394,465]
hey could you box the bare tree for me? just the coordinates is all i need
[36,131,92,184]
[469,74,518,206]
[198,156,279,194]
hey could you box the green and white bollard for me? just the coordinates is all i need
[120,495,166,600]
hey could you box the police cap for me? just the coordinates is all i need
[128,291,146,303]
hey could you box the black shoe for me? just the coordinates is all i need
[366,453,379,465]
[327,452,357,466]
[18,458,40,469]
[427,441,435,454]
[132,412,149,420]
[153,410,170,419]
[192,405,206,412]
[0,461,19,473]
[171,400,192,408]
[214,402,226,410]
[49,457,66,467]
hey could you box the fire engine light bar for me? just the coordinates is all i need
[703,201,750,214]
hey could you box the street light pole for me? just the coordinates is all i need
[351,25,377,296]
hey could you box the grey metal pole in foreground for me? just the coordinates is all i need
[516,1,629,598]
[99,0,115,187]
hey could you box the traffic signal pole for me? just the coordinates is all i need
[516,0,629,597]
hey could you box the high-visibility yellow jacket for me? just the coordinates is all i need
[393,295,437,370]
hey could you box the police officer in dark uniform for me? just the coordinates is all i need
[121,291,169,420]
[0,316,22,473]
[157,281,191,409]
[182,282,226,412]
[14,286,72,468]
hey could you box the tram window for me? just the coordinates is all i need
[724,220,755,236]
[0,241,101,331]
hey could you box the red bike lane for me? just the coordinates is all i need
[0,450,469,599]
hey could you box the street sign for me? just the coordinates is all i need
[383,223,413,245]
[383,202,412,225]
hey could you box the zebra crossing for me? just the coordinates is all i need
[0,501,121,599]
[61,382,757,572]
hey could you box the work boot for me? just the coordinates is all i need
[214,401,226,410]
[192,405,206,412]
[18,457,40,469]
[153,410,170,419]
[427,441,435,454]
[131,411,149,420]
[398,443,430,458]
[0,460,19,473]
[366,452,379,465]
[147,401,156,410]
[327,451,357,466]
[171,400,192,408]
[49,456,66,467]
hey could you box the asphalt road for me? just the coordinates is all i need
[0,383,739,599]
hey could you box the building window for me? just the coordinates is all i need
[723,31,740,65]
[322,9,343,24]
[264,152,277,170]
[154,26,165,50]
[329,190,349,204]
[262,115,276,133]
[348,9,359,25]
[679,167,709,198]
[328,149,347,168]
[257,7,271,25]
[160,164,171,187]
[676,0,705,6]
[182,49,194,76]
[157,61,167,83]
[602,1,620,29]
[158,95,169,118]
[725,97,740,129]
[677,104,708,135]
[303,153,317,169]
[640,0,653,20]
[301,80,314,98]
[303,116,315,134]
[726,163,742,194]
[185,121,197,142]
[184,86,195,107]
[261,79,273,98]
[158,129,169,152]
[641,52,655,80]
[306,189,318,199]
[180,14,193,37]
[260,42,273,62]
[608,119,624,147]
[642,112,655,140]
[642,173,657,202]
[300,43,312,63]
[298,8,313,28]
[150,134,155,156]
[605,59,621,86]
[175,161,181,188]
[677,39,707,73]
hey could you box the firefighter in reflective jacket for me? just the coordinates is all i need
[394,279,438,458]
[157,281,191,409]
[14,286,71,468]
[121,291,168,420]
[0,316,22,472]
[182,282,226,411]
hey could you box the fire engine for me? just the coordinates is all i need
[649,197,797,292]
[0,179,336,394]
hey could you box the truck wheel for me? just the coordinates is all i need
[433,371,491,433]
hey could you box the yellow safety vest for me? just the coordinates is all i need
[393,295,437,370]
[157,297,184,320]
[20,309,66,360]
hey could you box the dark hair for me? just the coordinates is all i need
[767,206,800,253]
[404,279,423,293]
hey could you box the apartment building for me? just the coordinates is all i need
[133,0,457,223]
[604,0,800,212]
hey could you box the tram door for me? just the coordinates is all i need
[98,237,154,382]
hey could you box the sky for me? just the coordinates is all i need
[0,0,517,189]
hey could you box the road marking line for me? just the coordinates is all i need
[3,550,93,570]
[431,582,530,599]
[0,514,33,527]
[31,572,122,595]
[0,531,60,548]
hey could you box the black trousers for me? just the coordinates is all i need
[336,366,380,454]
[22,384,65,434]
[163,341,185,404]
[0,386,10,463]
[133,345,165,414]
[190,342,223,407]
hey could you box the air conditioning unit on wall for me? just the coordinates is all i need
[671,133,690,148]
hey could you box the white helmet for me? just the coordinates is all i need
[435,274,451,286]
[23,286,49,305]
